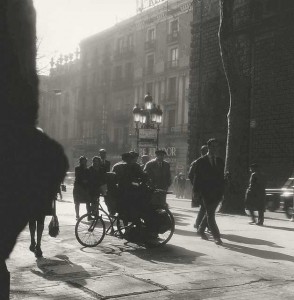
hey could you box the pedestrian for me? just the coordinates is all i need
[28,215,45,258]
[140,154,149,170]
[177,173,186,198]
[245,163,266,225]
[144,149,172,207]
[98,149,111,196]
[189,145,208,229]
[174,173,180,198]
[193,139,225,245]
[88,156,102,219]
[73,156,90,220]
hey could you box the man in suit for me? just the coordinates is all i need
[98,149,111,196]
[144,149,172,206]
[188,145,208,229]
[192,138,225,245]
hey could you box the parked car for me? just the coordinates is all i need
[266,177,294,218]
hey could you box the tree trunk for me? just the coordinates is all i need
[218,0,252,214]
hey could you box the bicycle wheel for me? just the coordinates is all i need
[149,208,175,247]
[75,213,106,247]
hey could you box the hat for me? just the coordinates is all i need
[121,152,132,162]
[155,149,167,155]
[79,156,87,162]
[99,149,106,153]
[129,151,139,158]
[250,163,258,168]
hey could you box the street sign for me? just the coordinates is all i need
[139,128,157,139]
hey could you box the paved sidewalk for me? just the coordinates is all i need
[7,195,294,299]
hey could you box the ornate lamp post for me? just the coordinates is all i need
[132,93,163,152]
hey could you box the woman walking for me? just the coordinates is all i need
[73,156,90,220]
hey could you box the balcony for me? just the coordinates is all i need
[144,39,156,51]
[166,59,179,70]
[114,46,135,60]
[167,31,179,44]
[145,66,154,76]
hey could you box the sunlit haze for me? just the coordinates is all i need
[33,0,137,73]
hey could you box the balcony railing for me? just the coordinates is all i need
[145,66,154,75]
[144,39,156,51]
[114,46,135,60]
[167,31,179,43]
[166,59,179,70]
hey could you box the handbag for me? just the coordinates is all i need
[48,200,60,237]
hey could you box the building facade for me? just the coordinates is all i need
[38,53,81,169]
[78,0,193,174]
[189,0,294,186]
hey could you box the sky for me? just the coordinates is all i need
[33,0,137,73]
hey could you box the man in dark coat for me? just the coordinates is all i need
[245,163,266,225]
[144,149,172,206]
[189,145,208,229]
[192,139,225,245]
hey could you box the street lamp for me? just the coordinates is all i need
[132,93,163,151]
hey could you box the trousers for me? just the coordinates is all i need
[198,197,221,239]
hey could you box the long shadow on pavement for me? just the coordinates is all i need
[262,225,294,232]
[221,234,283,248]
[173,212,192,227]
[31,254,90,286]
[123,243,205,265]
[223,243,294,262]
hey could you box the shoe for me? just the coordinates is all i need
[87,216,95,221]
[248,221,256,225]
[214,238,223,245]
[29,242,35,253]
[34,246,43,258]
[256,222,263,226]
[196,231,208,240]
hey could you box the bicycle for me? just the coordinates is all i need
[75,188,175,247]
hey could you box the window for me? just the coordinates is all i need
[146,54,154,74]
[170,19,178,34]
[117,37,124,53]
[147,28,155,41]
[114,65,123,81]
[168,77,177,101]
[127,34,134,50]
[125,62,133,79]
[168,110,176,132]
[171,48,178,62]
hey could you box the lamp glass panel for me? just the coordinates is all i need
[151,113,157,122]
[134,113,140,122]
[156,115,162,124]
[145,102,152,110]
[142,115,147,124]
